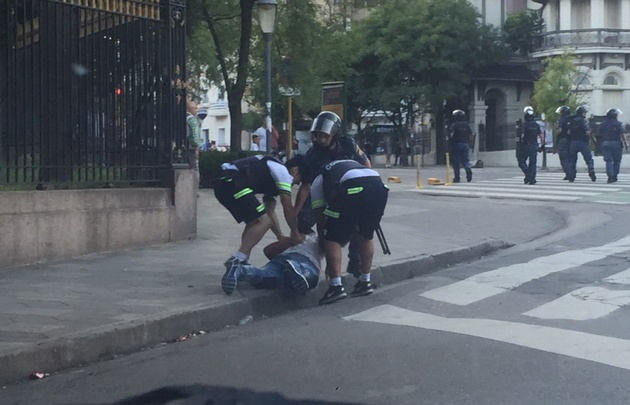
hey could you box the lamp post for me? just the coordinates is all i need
[257,0,277,154]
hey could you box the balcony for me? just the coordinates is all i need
[535,29,630,52]
[206,101,229,117]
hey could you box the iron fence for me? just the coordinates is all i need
[0,0,188,189]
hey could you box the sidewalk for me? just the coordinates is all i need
[0,166,560,385]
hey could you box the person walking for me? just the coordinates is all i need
[294,111,371,279]
[447,110,474,183]
[554,106,572,180]
[567,105,596,182]
[214,155,303,295]
[517,106,544,185]
[310,159,389,305]
[600,108,625,183]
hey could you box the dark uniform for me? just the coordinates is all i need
[448,113,473,183]
[517,111,542,185]
[600,109,625,183]
[214,155,292,224]
[568,105,596,182]
[555,106,572,179]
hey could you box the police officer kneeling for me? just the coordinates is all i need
[310,159,389,305]
[599,108,625,183]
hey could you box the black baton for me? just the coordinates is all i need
[376,225,391,255]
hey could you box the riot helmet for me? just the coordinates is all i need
[607,108,623,119]
[452,109,466,122]
[576,105,589,118]
[555,106,571,117]
[310,111,342,141]
[523,106,535,121]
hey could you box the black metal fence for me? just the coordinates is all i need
[1,0,188,189]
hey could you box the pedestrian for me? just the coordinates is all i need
[215,155,303,295]
[554,106,572,180]
[599,108,625,183]
[221,229,322,295]
[384,135,392,168]
[254,117,268,153]
[447,110,474,183]
[250,134,261,151]
[186,99,200,171]
[363,139,373,162]
[394,140,402,166]
[567,105,596,182]
[293,111,371,280]
[310,159,389,305]
[517,106,544,185]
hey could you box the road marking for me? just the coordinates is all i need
[414,189,579,201]
[345,304,630,371]
[604,268,630,285]
[523,286,630,320]
[420,235,630,305]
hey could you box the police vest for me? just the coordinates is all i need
[320,159,371,201]
[522,121,540,144]
[232,155,282,195]
[557,116,570,140]
[569,117,589,142]
[600,119,623,142]
[450,122,472,144]
[303,137,363,183]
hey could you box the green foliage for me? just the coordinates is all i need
[531,51,578,125]
[503,10,545,57]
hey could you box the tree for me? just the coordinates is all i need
[531,51,578,125]
[503,10,545,58]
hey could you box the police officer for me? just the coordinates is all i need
[600,108,625,183]
[214,155,303,295]
[568,105,596,182]
[554,106,572,180]
[294,111,370,278]
[447,110,473,183]
[517,106,544,185]
[309,159,388,305]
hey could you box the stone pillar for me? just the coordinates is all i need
[591,0,604,28]
[559,0,571,30]
[592,88,604,116]
[623,1,630,29]
[472,102,488,159]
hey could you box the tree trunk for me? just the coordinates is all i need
[435,104,446,165]
[228,98,243,151]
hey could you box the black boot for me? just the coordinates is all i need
[589,171,596,182]
[608,177,615,184]
[465,168,472,182]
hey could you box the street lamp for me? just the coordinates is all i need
[257,0,277,154]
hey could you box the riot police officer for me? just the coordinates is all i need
[555,106,572,180]
[568,105,596,182]
[517,106,544,185]
[448,110,473,183]
[600,108,625,183]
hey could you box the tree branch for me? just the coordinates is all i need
[201,4,232,94]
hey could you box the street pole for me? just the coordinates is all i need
[264,32,272,154]
[256,0,277,154]
[287,96,293,159]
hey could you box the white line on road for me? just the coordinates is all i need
[604,268,630,285]
[419,235,630,305]
[345,304,630,372]
[523,286,630,320]
[440,185,601,196]
[414,189,579,201]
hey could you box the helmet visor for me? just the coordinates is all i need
[310,118,337,136]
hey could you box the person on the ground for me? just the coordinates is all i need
[599,108,626,183]
[554,106,572,180]
[250,134,261,151]
[447,110,474,183]
[215,155,303,295]
[220,230,322,295]
[294,111,371,280]
[567,105,596,182]
[310,159,388,305]
[254,117,268,153]
[517,106,544,185]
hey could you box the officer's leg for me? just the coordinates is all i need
[568,141,578,181]
[603,141,614,181]
[346,236,361,278]
[558,138,570,178]
[528,144,538,184]
[451,146,461,182]
[581,141,596,181]
[516,145,529,181]
[613,142,622,181]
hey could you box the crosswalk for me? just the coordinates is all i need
[344,236,630,371]
[412,173,630,204]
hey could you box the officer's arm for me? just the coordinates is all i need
[310,176,327,246]
[263,196,283,240]
[354,145,372,168]
[278,193,303,245]
[295,182,311,214]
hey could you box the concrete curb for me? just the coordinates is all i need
[0,238,512,385]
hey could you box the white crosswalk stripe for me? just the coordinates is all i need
[412,172,630,204]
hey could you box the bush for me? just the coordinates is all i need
[198,150,260,188]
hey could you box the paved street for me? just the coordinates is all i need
[2,198,630,405]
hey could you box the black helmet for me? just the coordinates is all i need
[555,106,571,117]
[523,106,535,121]
[576,105,589,117]
[607,108,623,119]
[452,109,466,122]
[310,111,342,140]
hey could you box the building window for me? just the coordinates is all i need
[574,74,590,86]
[604,75,618,85]
[218,128,226,146]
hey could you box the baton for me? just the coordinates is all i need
[375,225,391,255]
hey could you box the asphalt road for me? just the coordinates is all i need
[3,196,630,405]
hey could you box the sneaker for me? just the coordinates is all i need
[346,260,361,278]
[465,169,472,182]
[589,171,597,182]
[284,261,309,295]
[318,285,347,305]
[221,256,243,295]
[351,281,374,297]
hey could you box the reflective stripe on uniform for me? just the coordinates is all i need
[234,188,253,199]
[277,181,292,193]
[323,209,340,218]
[256,204,265,213]
[347,186,363,195]
[312,199,326,209]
